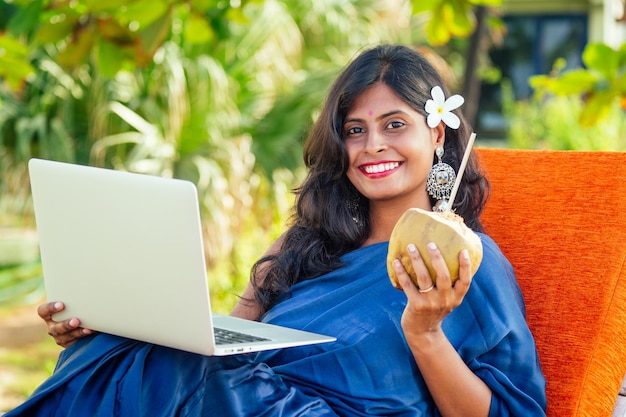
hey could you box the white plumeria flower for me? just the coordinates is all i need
[425,86,464,129]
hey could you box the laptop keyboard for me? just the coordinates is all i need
[213,327,271,345]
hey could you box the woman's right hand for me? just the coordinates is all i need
[37,302,94,348]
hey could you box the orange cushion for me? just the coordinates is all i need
[475,148,626,417]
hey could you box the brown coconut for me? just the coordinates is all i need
[387,207,483,290]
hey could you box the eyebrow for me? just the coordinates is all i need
[343,109,410,124]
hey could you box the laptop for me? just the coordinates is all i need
[28,158,336,356]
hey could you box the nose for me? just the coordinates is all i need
[364,131,388,154]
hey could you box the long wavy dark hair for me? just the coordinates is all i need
[251,44,489,311]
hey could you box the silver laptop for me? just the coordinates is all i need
[28,158,335,356]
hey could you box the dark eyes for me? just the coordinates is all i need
[345,121,404,136]
[346,126,364,135]
[387,121,404,129]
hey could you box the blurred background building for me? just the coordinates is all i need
[477,0,626,136]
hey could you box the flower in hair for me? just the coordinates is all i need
[425,86,464,129]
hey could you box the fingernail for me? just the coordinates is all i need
[69,318,79,327]
[408,243,417,253]
[427,242,437,250]
[54,302,62,310]
[462,249,470,260]
[393,259,401,268]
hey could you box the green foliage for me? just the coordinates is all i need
[0,0,501,93]
[0,35,34,90]
[0,226,43,309]
[1,0,235,79]
[530,42,626,127]
[0,262,44,307]
[502,81,626,151]
[412,0,503,46]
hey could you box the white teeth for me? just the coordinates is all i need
[363,162,400,174]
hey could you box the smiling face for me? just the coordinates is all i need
[343,82,444,211]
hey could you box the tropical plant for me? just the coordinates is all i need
[502,81,626,151]
[412,0,502,46]
[530,42,626,127]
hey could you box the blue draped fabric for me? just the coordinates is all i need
[6,234,546,416]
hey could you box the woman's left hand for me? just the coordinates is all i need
[393,242,473,339]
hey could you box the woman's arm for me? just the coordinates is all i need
[230,282,264,320]
[393,243,491,417]
[230,234,286,321]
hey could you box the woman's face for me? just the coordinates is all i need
[343,82,444,211]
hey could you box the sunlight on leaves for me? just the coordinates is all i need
[184,13,215,44]
[583,42,621,79]
[0,35,35,90]
[415,0,501,45]
[529,42,626,127]
[85,0,133,12]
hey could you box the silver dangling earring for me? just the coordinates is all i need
[426,146,456,212]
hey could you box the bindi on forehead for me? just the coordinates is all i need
[368,110,373,116]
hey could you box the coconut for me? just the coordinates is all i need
[387,207,483,290]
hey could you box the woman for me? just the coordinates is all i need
[9,44,546,416]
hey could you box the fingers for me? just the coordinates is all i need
[397,243,474,338]
[426,242,453,291]
[50,319,93,348]
[393,258,420,298]
[407,243,435,291]
[396,242,472,295]
[38,301,93,348]
[37,301,64,320]
[455,249,473,294]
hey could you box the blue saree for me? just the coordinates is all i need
[6,234,546,416]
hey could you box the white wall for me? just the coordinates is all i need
[588,0,626,46]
